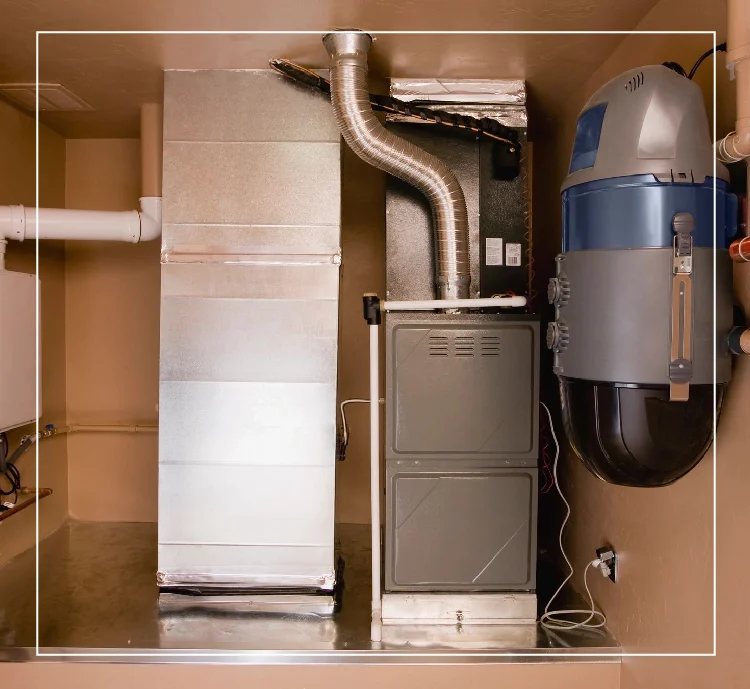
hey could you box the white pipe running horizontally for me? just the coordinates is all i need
[383,296,527,311]
[0,197,162,243]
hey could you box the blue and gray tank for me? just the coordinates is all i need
[548,65,737,487]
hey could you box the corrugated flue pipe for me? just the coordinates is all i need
[323,31,470,300]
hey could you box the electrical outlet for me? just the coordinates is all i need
[596,546,618,583]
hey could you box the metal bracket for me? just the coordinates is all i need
[669,212,694,402]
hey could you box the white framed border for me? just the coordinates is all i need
[34,28,720,659]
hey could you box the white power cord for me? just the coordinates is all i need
[539,401,607,632]
[340,399,369,446]
[340,398,385,447]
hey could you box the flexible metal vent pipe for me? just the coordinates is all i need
[323,31,470,300]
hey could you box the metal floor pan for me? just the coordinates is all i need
[0,520,620,660]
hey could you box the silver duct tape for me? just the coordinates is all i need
[390,78,526,105]
[324,32,470,300]
[386,104,527,129]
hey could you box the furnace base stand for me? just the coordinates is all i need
[381,592,537,626]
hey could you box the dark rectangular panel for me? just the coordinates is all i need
[385,467,538,591]
[385,314,540,464]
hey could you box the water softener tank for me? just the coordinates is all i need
[548,65,737,487]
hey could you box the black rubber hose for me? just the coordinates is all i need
[6,436,34,467]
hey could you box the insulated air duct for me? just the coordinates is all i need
[323,31,470,300]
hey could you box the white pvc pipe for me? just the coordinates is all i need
[369,322,382,643]
[383,296,527,311]
[716,60,750,162]
[717,0,750,166]
[0,197,162,243]
[141,104,164,198]
[29,208,141,242]
[137,197,162,242]
[0,104,164,244]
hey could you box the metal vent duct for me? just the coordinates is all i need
[323,30,470,300]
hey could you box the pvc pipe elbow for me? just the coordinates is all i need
[716,127,750,163]
[0,205,26,241]
[138,197,162,242]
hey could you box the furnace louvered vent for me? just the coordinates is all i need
[0,83,94,112]
[428,334,482,357]
[481,335,501,356]
[455,335,475,357]
[428,335,449,356]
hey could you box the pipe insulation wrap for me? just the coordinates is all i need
[323,31,470,300]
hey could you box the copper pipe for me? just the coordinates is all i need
[730,236,750,262]
[64,424,157,434]
[0,488,52,523]
[39,424,158,438]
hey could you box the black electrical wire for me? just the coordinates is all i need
[662,61,688,78]
[688,42,727,80]
[0,433,6,473]
[268,58,520,151]
[1,460,21,504]
[0,436,34,505]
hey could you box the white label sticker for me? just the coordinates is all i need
[486,238,503,266]
[506,242,522,267]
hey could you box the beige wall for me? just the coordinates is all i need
[539,0,750,683]
[64,139,160,522]
[0,100,68,565]
[562,25,720,654]
[335,145,386,524]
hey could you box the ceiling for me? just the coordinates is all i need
[0,0,667,137]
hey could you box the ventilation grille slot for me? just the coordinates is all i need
[481,335,501,356]
[624,72,645,93]
[0,83,94,112]
[455,335,475,357]
[428,335,449,356]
